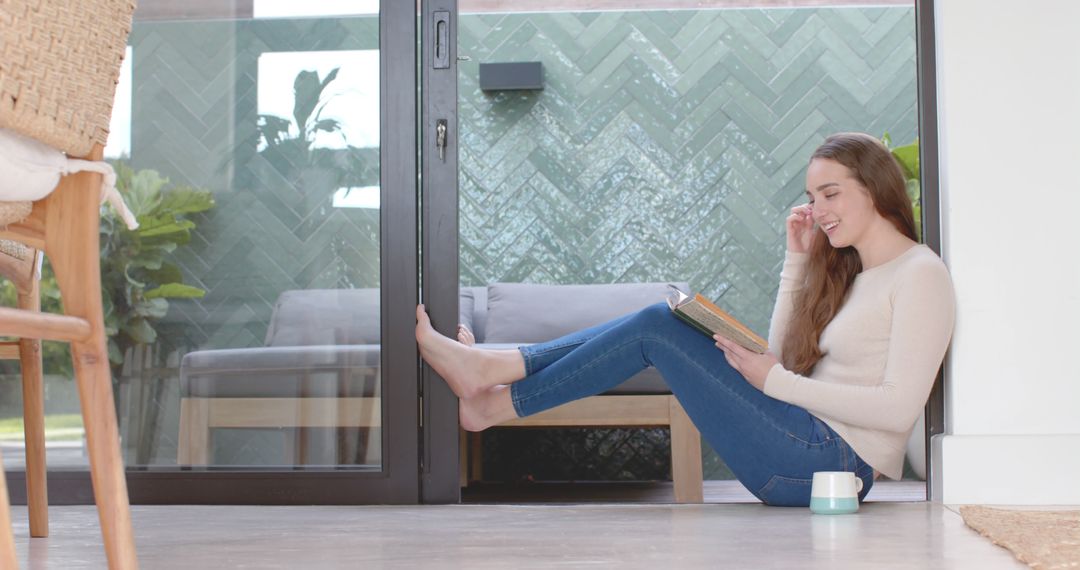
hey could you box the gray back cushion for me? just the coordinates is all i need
[458,286,487,342]
[483,282,688,344]
[265,289,381,346]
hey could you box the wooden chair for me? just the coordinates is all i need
[0,0,139,567]
[0,244,48,539]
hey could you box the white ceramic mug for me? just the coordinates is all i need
[810,471,863,514]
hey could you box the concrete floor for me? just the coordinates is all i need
[7,502,1028,569]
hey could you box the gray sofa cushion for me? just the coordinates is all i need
[483,282,689,344]
[181,345,381,397]
[181,288,383,398]
[265,289,380,347]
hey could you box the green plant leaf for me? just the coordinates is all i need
[146,263,183,285]
[137,240,180,254]
[320,67,340,94]
[293,70,322,136]
[292,68,340,145]
[145,283,205,299]
[103,312,119,337]
[122,319,157,344]
[133,298,169,318]
[107,340,123,365]
[311,118,341,135]
[112,162,135,194]
[131,251,165,270]
[157,187,215,215]
[136,216,195,239]
[124,267,146,289]
[257,114,292,147]
[123,169,168,218]
[891,140,920,180]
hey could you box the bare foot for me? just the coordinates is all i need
[460,385,515,432]
[416,304,489,399]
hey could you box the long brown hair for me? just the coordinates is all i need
[781,132,917,375]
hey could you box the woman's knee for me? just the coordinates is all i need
[634,302,674,324]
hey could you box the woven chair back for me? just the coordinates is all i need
[0,0,136,157]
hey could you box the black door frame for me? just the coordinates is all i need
[915,0,946,501]
[8,0,423,505]
[419,0,463,504]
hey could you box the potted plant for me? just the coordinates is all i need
[100,163,216,374]
[0,164,215,378]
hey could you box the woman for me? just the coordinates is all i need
[415,132,955,506]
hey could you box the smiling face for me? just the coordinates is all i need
[804,158,881,249]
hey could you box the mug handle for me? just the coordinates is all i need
[854,476,864,493]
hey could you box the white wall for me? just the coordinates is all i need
[933,0,1080,504]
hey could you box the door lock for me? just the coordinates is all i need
[436,119,447,161]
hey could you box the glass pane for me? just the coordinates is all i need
[456,1,922,490]
[127,5,382,472]
[109,2,381,471]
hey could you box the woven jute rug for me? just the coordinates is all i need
[959,505,1080,569]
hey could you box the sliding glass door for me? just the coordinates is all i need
[4,0,429,504]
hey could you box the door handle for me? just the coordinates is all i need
[433,11,450,69]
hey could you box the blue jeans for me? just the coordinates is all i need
[510,303,874,506]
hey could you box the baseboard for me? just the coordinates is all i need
[931,433,1080,505]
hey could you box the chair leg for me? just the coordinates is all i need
[459,427,468,488]
[17,281,48,538]
[0,447,18,569]
[69,339,137,568]
[469,431,483,483]
[177,398,211,466]
[669,396,704,504]
[45,163,138,569]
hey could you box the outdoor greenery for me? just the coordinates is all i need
[0,163,215,379]
[0,413,83,441]
[882,133,922,240]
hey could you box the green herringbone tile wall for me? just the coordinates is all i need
[125,7,917,474]
[458,8,917,333]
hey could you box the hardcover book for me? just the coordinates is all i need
[666,285,769,354]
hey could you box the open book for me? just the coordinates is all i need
[666,284,769,354]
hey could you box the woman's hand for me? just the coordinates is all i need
[786,203,815,254]
[714,335,780,391]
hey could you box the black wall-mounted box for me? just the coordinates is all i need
[479,61,544,91]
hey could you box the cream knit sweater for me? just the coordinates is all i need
[763,244,955,480]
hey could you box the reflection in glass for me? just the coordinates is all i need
[105,10,384,471]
